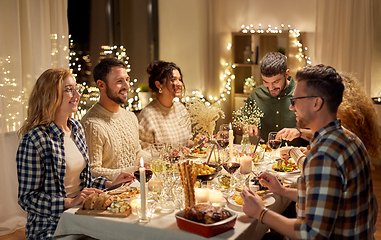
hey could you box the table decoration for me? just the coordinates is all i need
[209,189,224,204]
[130,197,141,215]
[183,97,225,137]
[239,155,252,174]
[195,188,209,203]
[232,99,264,153]
[229,123,234,160]
[139,158,148,222]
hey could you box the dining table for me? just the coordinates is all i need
[54,192,291,240]
[54,147,299,240]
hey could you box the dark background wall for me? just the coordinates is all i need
[68,0,158,87]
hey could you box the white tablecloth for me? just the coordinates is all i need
[53,194,290,240]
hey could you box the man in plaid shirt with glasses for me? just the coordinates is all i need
[240,64,376,239]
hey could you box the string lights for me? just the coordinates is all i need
[182,24,310,106]
[239,23,311,65]
[0,24,312,132]
[72,43,143,119]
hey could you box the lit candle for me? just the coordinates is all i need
[139,157,147,220]
[130,198,141,214]
[195,188,209,203]
[240,155,252,174]
[209,189,224,203]
[229,123,234,160]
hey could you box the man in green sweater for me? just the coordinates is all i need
[245,52,310,146]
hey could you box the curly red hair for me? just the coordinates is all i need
[338,73,381,162]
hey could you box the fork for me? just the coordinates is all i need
[193,136,207,148]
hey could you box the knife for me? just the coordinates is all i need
[104,180,132,192]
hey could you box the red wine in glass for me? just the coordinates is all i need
[133,169,153,183]
[217,139,229,148]
[268,139,282,150]
[222,162,240,174]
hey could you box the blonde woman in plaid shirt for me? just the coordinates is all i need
[138,60,192,149]
[16,69,133,239]
[240,65,376,239]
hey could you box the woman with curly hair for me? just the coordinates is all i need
[337,73,381,162]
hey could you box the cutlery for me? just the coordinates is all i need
[193,136,207,148]
[104,180,133,192]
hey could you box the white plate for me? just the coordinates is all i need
[253,161,266,166]
[265,163,301,174]
[129,181,140,188]
[227,194,275,211]
[187,153,207,158]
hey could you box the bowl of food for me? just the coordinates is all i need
[196,164,221,182]
[175,204,237,238]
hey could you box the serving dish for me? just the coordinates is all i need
[175,209,237,238]
[196,164,222,182]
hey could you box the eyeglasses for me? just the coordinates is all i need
[290,96,319,106]
[64,85,85,96]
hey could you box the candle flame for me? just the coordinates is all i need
[229,122,232,130]
[140,157,144,168]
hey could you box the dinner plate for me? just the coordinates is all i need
[187,153,207,158]
[265,162,301,174]
[227,194,275,211]
[253,161,266,166]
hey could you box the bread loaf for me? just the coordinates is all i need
[81,193,99,210]
[101,195,114,210]
[94,193,108,210]
[81,193,114,210]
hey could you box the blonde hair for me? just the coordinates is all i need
[18,68,71,138]
[338,73,381,160]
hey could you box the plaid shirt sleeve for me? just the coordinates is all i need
[16,129,65,220]
[294,152,343,239]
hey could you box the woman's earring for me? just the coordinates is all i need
[159,88,163,94]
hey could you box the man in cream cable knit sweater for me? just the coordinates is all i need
[81,58,149,180]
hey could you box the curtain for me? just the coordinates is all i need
[315,0,381,97]
[0,0,69,235]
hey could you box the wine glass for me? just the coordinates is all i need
[217,130,229,149]
[133,169,153,183]
[150,143,166,179]
[215,124,230,164]
[165,143,183,164]
[222,158,240,195]
[268,132,282,159]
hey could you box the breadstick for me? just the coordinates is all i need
[182,161,191,209]
[185,162,195,207]
[178,162,190,209]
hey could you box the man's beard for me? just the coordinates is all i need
[296,117,308,129]
[267,74,288,97]
[105,85,128,105]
